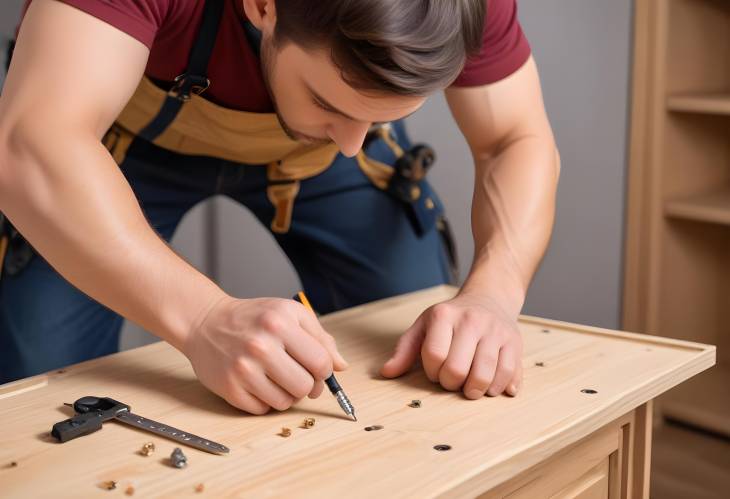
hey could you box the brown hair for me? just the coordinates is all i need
[274,0,487,96]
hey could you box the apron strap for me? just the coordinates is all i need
[138,0,225,141]
[242,20,262,57]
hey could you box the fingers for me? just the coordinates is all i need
[507,354,523,397]
[254,344,316,401]
[234,359,295,412]
[308,379,325,399]
[275,318,335,382]
[486,341,520,397]
[463,338,500,399]
[420,312,453,383]
[438,325,479,391]
[296,305,349,371]
[380,317,426,378]
[224,385,271,415]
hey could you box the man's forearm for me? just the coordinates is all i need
[460,135,560,318]
[0,123,226,351]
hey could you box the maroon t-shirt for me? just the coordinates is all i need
[20,0,531,113]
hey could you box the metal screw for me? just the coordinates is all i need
[279,427,292,437]
[408,400,422,408]
[170,447,187,469]
[535,362,545,367]
[302,417,315,429]
[101,481,118,491]
[581,389,598,394]
[364,425,384,431]
[434,444,451,451]
[140,442,155,456]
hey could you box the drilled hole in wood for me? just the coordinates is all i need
[581,389,598,394]
[535,362,545,367]
[434,444,451,451]
[541,329,550,334]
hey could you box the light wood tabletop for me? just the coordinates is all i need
[0,286,715,498]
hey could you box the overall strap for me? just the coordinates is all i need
[242,21,262,57]
[138,0,225,142]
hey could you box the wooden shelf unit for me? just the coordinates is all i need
[624,0,730,436]
[665,188,730,226]
[667,93,730,115]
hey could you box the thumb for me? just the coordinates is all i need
[380,320,425,378]
[329,342,349,372]
[297,305,349,371]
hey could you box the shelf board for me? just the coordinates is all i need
[662,363,730,437]
[665,189,730,226]
[667,93,730,115]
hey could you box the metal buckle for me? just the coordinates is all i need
[168,73,210,101]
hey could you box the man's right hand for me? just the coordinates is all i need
[183,297,349,415]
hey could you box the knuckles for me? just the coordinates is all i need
[233,358,257,379]
[243,336,271,359]
[257,310,286,335]
[428,303,452,322]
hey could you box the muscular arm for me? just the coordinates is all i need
[0,0,225,350]
[0,1,346,413]
[381,56,559,397]
[446,56,560,317]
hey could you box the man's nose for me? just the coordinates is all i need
[327,121,371,158]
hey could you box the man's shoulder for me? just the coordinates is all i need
[23,0,197,49]
[453,0,532,88]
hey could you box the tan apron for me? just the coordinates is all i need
[103,76,400,234]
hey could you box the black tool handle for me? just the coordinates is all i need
[325,375,342,394]
[51,412,104,442]
[51,396,130,443]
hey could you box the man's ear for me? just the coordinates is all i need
[242,0,277,33]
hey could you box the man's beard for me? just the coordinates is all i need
[260,39,332,145]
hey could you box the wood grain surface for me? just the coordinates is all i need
[0,286,715,498]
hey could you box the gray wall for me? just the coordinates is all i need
[1,0,633,353]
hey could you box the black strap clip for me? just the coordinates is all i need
[387,144,436,204]
[168,73,210,101]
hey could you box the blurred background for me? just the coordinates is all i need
[2,2,728,497]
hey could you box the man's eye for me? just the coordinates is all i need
[313,98,332,112]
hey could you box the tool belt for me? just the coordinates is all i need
[0,214,35,279]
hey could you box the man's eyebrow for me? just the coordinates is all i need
[307,84,361,122]
[306,83,421,123]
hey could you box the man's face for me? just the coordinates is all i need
[259,36,426,158]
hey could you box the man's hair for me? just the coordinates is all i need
[274,0,487,96]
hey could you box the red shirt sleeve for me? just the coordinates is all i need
[24,0,175,49]
[452,0,531,87]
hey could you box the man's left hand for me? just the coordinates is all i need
[380,293,523,398]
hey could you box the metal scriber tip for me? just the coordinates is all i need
[334,389,357,422]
